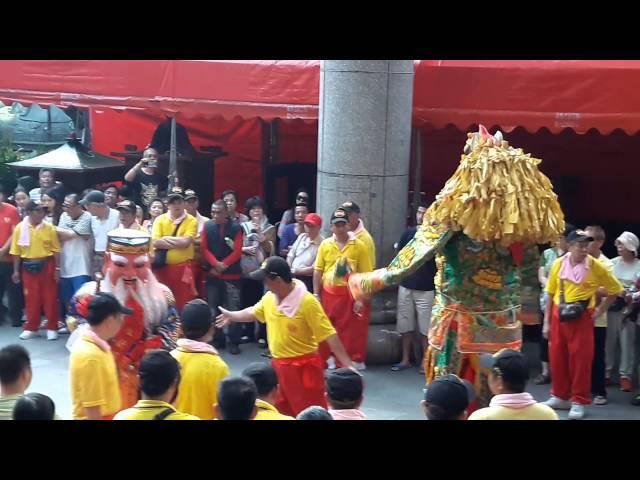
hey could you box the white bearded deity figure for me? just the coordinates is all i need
[66,228,180,408]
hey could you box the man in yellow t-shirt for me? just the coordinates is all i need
[469,349,558,420]
[340,201,376,269]
[10,201,61,340]
[170,299,230,420]
[242,362,294,420]
[313,209,373,371]
[115,350,199,420]
[70,293,131,420]
[151,187,198,311]
[542,229,623,420]
[216,256,357,417]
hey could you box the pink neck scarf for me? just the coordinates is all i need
[17,217,43,247]
[82,328,111,353]
[176,338,219,355]
[275,279,307,318]
[169,211,187,225]
[353,219,366,236]
[489,392,537,409]
[559,254,590,284]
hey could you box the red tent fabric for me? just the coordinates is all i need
[2,60,640,134]
[0,60,320,120]
[413,60,640,135]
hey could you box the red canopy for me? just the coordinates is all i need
[412,60,640,135]
[0,60,320,120]
[2,60,640,134]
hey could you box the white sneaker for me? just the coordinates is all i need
[543,396,572,410]
[593,395,608,406]
[46,330,58,341]
[353,361,367,371]
[19,330,39,340]
[327,357,336,370]
[568,403,586,420]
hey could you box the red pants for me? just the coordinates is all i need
[22,258,59,332]
[549,304,594,405]
[154,262,196,312]
[272,352,327,417]
[319,286,369,364]
[192,261,206,299]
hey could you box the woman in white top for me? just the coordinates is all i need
[287,213,324,292]
[607,231,640,393]
[240,196,275,346]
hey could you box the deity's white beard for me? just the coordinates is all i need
[101,271,167,328]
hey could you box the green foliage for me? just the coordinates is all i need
[0,133,18,182]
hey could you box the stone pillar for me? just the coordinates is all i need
[316,61,414,365]
[316,60,414,266]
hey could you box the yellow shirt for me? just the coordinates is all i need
[69,336,122,420]
[252,287,337,359]
[468,403,559,420]
[170,348,230,420]
[356,228,376,270]
[113,400,200,420]
[315,236,373,287]
[151,213,198,265]
[254,399,294,420]
[10,221,61,258]
[546,255,623,309]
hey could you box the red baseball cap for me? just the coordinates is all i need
[304,213,322,228]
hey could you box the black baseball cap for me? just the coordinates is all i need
[566,229,594,243]
[250,256,292,282]
[116,200,136,213]
[184,189,198,201]
[88,292,133,319]
[340,201,360,214]
[480,349,529,386]
[181,299,213,338]
[79,190,105,206]
[424,374,475,417]
[167,187,185,202]
[331,208,349,225]
[562,223,575,238]
[326,368,364,403]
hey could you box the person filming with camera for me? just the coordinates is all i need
[124,148,168,211]
[542,229,623,420]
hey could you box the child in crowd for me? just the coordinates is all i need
[114,350,199,420]
[468,349,558,420]
[421,374,475,420]
[326,368,367,420]
[13,393,56,420]
[171,299,230,420]
[215,376,258,420]
[0,344,32,420]
[296,406,334,420]
[242,362,294,420]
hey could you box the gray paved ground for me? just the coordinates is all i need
[1,323,639,420]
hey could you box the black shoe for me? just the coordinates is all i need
[229,344,241,355]
[11,320,22,328]
[258,339,268,349]
[631,395,640,406]
[261,351,272,359]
